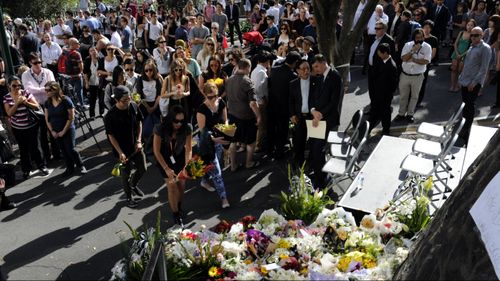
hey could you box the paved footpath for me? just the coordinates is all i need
[0,63,498,280]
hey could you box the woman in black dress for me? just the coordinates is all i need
[153,105,192,226]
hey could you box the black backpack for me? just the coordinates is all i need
[196,128,215,164]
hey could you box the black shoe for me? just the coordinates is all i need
[1,202,17,210]
[61,169,75,177]
[126,198,138,208]
[23,172,30,180]
[39,167,50,176]
[173,212,184,227]
[131,186,144,197]
[393,115,406,122]
[491,104,500,109]
[406,115,415,123]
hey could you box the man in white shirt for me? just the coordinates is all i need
[266,0,281,24]
[395,28,432,123]
[53,17,73,46]
[110,24,123,49]
[40,33,62,75]
[367,5,389,35]
[145,11,163,54]
[21,53,59,161]
[250,51,271,152]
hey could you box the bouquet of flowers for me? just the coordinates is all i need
[111,163,124,177]
[177,156,214,180]
[214,123,237,142]
[207,78,225,89]
[132,92,141,103]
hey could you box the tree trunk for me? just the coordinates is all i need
[313,0,378,120]
[393,130,500,280]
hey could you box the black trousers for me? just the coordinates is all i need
[461,84,481,139]
[88,85,105,117]
[417,66,430,106]
[291,114,311,165]
[369,98,392,134]
[228,21,243,45]
[267,111,289,158]
[12,124,46,173]
[121,150,147,199]
[309,137,327,189]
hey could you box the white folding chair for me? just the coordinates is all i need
[412,118,465,177]
[323,121,369,186]
[328,116,369,159]
[417,102,464,140]
[327,110,363,144]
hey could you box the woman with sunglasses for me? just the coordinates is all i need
[196,37,217,71]
[44,81,87,176]
[97,44,124,91]
[84,47,105,119]
[196,82,230,208]
[153,105,192,226]
[137,60,162,141]
[104,65,133,110]
[3,76,49,179]
[153,36,175,78]
[199,56,227,97]
[274,22,291,49]
[161,59,190,117]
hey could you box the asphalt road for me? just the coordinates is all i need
[0,61,498,280]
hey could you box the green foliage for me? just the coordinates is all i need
[276,164,334,225]
[1,0,118,19]
[240,20,252,33]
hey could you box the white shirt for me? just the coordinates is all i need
[21,68,56,105]
[104,57,119,80]
[89,59,99,86]
[267,6,280,22]
[367,12,388,35]
[142,79,157,102]
[126,72,140,93]
[110,31,122,48]
[352,2,366,30]
[145,21,163,41]
[401,41,432,75]
[369,35,383,66]
[153,46,174,75]
[300,77,310,113]
[41,42,62,66]
[53,24,72,46]
[322,66,331,81]
[250,63,268,103]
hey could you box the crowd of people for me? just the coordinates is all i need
[0,0,499,225]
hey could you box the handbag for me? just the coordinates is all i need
[135,37,146,49]
[27,105,45,122]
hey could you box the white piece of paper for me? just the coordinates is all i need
[306,120,327,140]
[262,263,281,270]
[470,172,500,279]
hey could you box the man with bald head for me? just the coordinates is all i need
[65,38,86,107]
[458,26,491,141]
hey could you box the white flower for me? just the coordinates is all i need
[110,259,126,281]
[221,241,245,258]
[268,268,307,280]
[237,270,262,280]
[254,209,287,236]
[130,253,141,263]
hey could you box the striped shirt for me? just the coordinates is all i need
[3,91,37,130]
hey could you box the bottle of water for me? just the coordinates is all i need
[358,172,365,190]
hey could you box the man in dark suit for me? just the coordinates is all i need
[289,59,318,165]
[309,54,343,189]
[368,21,395,106]
[369,43,398,135]
[226,0,243,46]
[428,0,450,44]
[267,51,301,159]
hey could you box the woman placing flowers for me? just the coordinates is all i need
[196,82,230,208]
[198,56,227,97]
[160,59,190,118]
[153,105,192,226]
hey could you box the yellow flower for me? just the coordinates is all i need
[208,266,219,277]
[336,228,348,241]
[300,267,308,275]
[337,256,352,272]
[279,254,289,260]
[277,239,291,249]
[260,266,268,275]
[244,259,253,265]
[360,215,376,229]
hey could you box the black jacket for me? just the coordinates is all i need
[268,63,297,115]
[373,57,398,103]
[371,33,395,70]
[428,4,450,31]
[310,68,342,127]
[225,3,240,22]
[289,76,319,118]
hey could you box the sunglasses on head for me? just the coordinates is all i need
[471,33,481,37]
[173,68,183,72]
[207,43,214,46]
[145,68,154,72]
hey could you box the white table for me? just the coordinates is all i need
[461,125,498,179]
[338,136,414,214]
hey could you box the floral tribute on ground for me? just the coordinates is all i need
[111,173,433,280]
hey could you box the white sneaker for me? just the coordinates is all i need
[222,198,230,209]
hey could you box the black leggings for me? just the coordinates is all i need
[88,85,105,117]
[12,124,46,173]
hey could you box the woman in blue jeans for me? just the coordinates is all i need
[44,81,87,176]
[196,82,230,208]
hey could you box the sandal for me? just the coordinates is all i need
[201,181,216,192]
